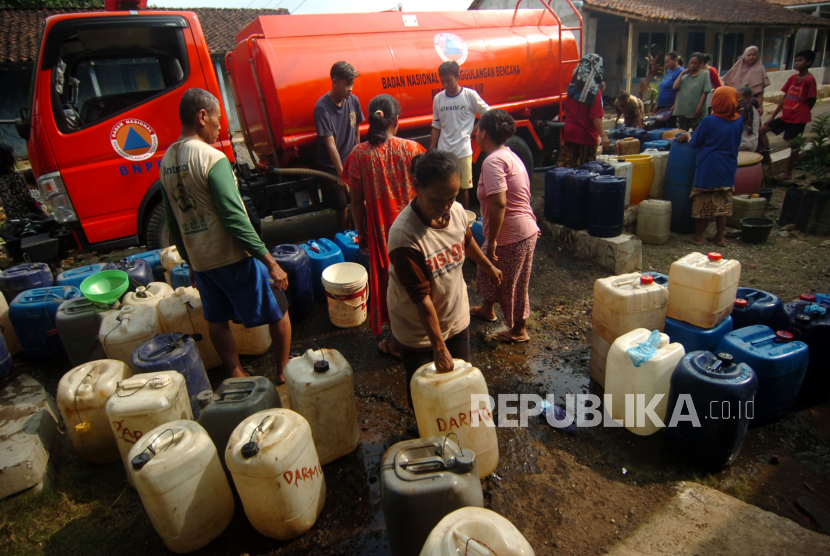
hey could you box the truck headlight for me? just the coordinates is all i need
[36,172,78,224]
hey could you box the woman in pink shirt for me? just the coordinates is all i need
[470,110,540,343]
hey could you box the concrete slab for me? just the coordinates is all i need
[608,482,830,556]
[546,223,642,274]
[0,374,62,500]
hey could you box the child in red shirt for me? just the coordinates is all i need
[761,50,817,179]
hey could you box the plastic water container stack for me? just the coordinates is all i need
[590,273,668,387]
[56,297,120,367]
[197,376,282,473]
[381,436,484,556]
[160,246,184,285]
[99,305,161,372]
[157,287,222,370]
[132,332,211,419]
[128,249,166,283]
[544,167,574,224]
[56,360,132,464]
[55,264,106,288]
[170,262,191,289]
[717,326,808,423]
[105,371,193,486]
[334,229,370,272]
[270,244,314,321]
[786,293,829,403]
[410,359,499,478]
[300,238,345,302]
[122,283,174,330]
[128,420,235,553]
[562,170,597,230]
[665,138,698,234]
[605,329,686,435]
[664,351,757,469]
[636,199,672,245]
[421,508,536,556]
[226,409,326,540]
[103,258,153,290]
[664,252,741,354]
[284,349,359,464]
[10,286,81,359]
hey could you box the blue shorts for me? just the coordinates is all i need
[193,257,286,327]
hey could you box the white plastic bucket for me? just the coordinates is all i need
[321,263,368,328]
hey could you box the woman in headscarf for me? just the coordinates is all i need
[737,86,760,152]
[676,87,744,247]
[723,46,770,150]
[559,54,610,168]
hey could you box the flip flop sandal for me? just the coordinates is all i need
[470,307,498,323]
[241,366,254,377]
[377,339,403,361]
[493,332,530,344]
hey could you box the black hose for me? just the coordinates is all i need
[271,167,341,182]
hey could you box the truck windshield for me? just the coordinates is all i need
[44,19,189,133]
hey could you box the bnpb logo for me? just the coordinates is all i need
[110,119,158,161]
[434,33,468,66]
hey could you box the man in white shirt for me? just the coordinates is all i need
[429,61,489,208]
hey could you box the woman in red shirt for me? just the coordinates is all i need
[342,94,426,359]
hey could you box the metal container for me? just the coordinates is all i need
[381,437,484,556]
[197,376,282,471]
[56,297,119,367]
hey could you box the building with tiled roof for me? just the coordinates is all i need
[0,7,289,63]
[0,7,288,155]
[470,0,828,101]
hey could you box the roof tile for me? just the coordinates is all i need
[582,0,830,26]
[0,7,288,63]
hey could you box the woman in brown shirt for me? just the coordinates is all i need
[387,150,502,405]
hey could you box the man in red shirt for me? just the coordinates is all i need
[760,50,817,179]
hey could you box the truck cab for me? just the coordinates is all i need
[22,9,232,251]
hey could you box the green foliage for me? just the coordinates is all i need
[795,115,830,187]
[0,0,103,7]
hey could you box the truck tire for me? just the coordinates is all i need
[505,136,534,177]
[145,202,171,250]
[242,196,263,238]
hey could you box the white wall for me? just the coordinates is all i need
[765,67,826,95]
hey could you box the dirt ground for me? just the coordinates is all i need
[1,179,829,555]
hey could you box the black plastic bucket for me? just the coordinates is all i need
[741,217,774,244]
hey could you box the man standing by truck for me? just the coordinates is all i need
[314,61,364,231]
[160,88,292,383]
[430,61,490,209]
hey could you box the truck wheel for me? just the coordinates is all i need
[505,136,534,177]
[242,196,263,238]
[145,202,171,250]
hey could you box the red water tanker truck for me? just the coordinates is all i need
[16,0,581,251]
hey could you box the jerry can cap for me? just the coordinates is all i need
[241,441,260,458]
[707,252,722,262]
[734,299,748,308]
[453,450,476,473]
[314,360,330,373]
[639,275,654,285]
[799,293,816,301]
[775,330,794,342]
[131,451,151,470]
[796,314,812,324]
[715,352,735,366]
